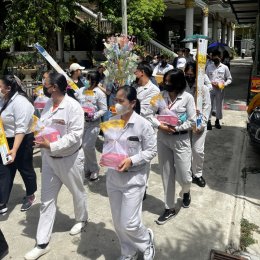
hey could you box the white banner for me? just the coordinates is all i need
[196,38,208,128]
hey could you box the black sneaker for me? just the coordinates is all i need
[183,192,191,208]
[143,189,147,201]
[21,194,36,212]
[0,204,7,215]
[207,120,212,130]
[192,176,206,187]
[215,119,222,129]
[156,209,176,225]
[0,244,8,259]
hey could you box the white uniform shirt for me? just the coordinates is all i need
[77,86,107,122]
[110,112,157,171]
[0,92,34,138]
[185,84,211,127]
[206,62,232,87]
[152,63,173,76]
[152,91,196,131]
[204,74,213,91]
[40,95,84,157]
[136,80,160,126]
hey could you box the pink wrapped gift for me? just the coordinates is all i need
[35,127,60,143]
[100,153,127,169]
[82,106,95,114]
[156,115,179,126]
[34,101,47,109]
[34,96,49,110]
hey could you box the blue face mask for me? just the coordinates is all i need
[81,77,89,89]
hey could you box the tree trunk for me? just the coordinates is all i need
[46,29,57,69]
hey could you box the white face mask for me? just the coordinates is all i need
[115,103,130,115]
[0,89,5,99]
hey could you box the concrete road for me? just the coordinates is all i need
[1,58,259,260]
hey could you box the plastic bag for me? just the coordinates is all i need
[33,85,44,96]
[31,115,60,143]
[150,94,179,126]
[35,127,60,143]
[34,95,49,110]
[99,119,128,169]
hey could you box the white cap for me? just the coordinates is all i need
[69,63,85,72]
[177,58,186,69]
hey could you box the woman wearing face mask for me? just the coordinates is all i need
[0,75,36,215]
[106,86,157,260]
[152,69,196,225]
[77,71,107,181]
[184,62,211,188]
[25,72,88,260]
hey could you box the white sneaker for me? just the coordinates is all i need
[24,246,50,260]
[143,228,155,260]
[69,221,87,236]
[90,172,99,181]
[117,251,138,260]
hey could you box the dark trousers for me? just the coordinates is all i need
[0,133,37,205]
[0,229,8,257]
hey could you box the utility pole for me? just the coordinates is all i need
[121,0,127,35]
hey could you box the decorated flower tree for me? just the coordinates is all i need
[102,35,139,87]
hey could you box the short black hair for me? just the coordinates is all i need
[184,62,197,74]
[212,50,221,57]
[163,69,187,95]
[48,72,67,94]
[185,48,190,53]
[136,61,153,78]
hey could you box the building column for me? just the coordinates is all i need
[185,0,195,50]
[231,23,235,48]
[212,14,219,42]
[202,6,209,37]
[221,19,227,44]
[227,22,232,46]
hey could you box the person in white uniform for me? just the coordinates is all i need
[25,72,88,260]
[77,71,107,181]
[184,63,211,187]
[0,75,36,215]
[152,55,173,76]
[106,86,157,260]
[134,62,160,199]
[206,50,232,129]
[153,69,196,225]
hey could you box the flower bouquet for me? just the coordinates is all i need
[103,35,139,87]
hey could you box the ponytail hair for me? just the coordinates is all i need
[0,75,30,114]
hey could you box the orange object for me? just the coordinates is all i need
[110,105,116,114]
[155,75,164,85]
[251,76,260,93]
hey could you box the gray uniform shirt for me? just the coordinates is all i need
[136,80,160,127]
[0,92,34,138]
[109,112,157,172]
[206,62,232,87]
[41,95,84,157]
[152,90,196,131]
